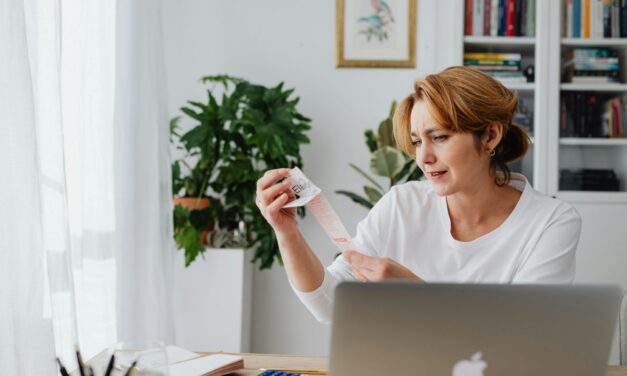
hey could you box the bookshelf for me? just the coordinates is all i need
[461,0,546,190]
[457,0,627,201]
[549,0,627,198]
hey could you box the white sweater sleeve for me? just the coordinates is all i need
[290,256,354,324]
[290,192,393,323]
[512,205,582,284]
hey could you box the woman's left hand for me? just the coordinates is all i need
[344,250,423,282]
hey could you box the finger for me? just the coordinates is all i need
[258,180,292,206]
[345,251,380,271]
[351,267,369,283]
[256,168,291,192]
[264,193,290,220]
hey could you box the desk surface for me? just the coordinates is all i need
[228,353,627,376]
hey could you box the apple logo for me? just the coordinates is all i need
[452,351,487,376]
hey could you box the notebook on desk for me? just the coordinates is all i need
[329,282,622,376]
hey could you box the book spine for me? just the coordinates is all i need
[474,0,485,35]
[574,0,581,37]
[590,0,603,39]
[584,0,591,37]
[613,0,620,37]
[567,0,573,37]
[527,0,535,36]
[484,0,492,35]
[491,0,500,35]
[466,0,473,35]
[603,1,612,37]
[514,0,522,35]
[506,0,516,35]
[622,0,627,37]
[464,52,522,59]
[499,0,507,35]
[521,0,528,36]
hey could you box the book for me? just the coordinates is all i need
[584,0,591,37]
[506,0,516,35]
[165,354,244,376]
[491,0,500,35]
[484,0,492,35]
[573,0,582,37]
[464,52,522,60]
[466,0,474,35]
[474,0,485,35]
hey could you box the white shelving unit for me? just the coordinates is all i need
[546,0,627,197]
[458,0,627,201]
[459,2,549,191]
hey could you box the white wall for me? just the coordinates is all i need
[162,0,627,362]
[162,0,460,356]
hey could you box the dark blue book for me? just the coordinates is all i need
[621,0,626,37]
[604,2,612,37]
[499,0,506,35]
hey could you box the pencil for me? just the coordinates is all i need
[56,358,70,376]
[103,354,115,376]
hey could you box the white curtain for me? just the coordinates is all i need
[0,0,173,373]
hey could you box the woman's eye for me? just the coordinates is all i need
[434,135,448,142]
[411,139,421,146]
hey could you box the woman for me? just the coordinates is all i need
[255,66,581,324]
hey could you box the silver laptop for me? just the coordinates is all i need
[329,282,621,376]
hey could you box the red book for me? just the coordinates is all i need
[506,0,515,36]
[466,0,474,35]
[484,0,492,35]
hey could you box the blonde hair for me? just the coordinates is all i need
[393,66,530,185]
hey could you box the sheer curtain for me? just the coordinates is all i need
[0,0,173,373]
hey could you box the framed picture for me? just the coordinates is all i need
[336,0,416,68]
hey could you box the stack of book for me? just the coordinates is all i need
[465,0,536,37]
[560,92,627,137]
[464,52,527,83]
[559,168,620,191]
[562,0,627,38]
[562,48,621,84]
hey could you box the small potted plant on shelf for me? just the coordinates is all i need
[335,101,423,209]
[171,75,311,268]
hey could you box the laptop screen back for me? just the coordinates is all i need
[329,282,621,376]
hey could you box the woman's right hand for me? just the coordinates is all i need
[256,168,298,235]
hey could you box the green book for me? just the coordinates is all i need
[527,0,536,37]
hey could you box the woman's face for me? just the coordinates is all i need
[410,100,491,197]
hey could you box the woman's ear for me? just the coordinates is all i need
[481,122,504,151]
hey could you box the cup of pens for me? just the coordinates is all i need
[104,341,170,376]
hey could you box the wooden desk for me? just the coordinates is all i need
[230,353,627,376]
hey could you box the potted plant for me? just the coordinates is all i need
[171,75,311,268]
[335,101,423,209]
[170,75,311,352]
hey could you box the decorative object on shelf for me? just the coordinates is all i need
[336,0,416,68]
[171,75,311,268]
[335,101,423,210]
[523,64,535,82]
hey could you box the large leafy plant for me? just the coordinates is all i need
[172,75,311,268]
[335,101,423,209]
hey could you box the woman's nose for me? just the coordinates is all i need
[417,143,436,165]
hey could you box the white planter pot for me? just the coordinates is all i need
[172,248,252,353]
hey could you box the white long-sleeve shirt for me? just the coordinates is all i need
[291,173,582,324]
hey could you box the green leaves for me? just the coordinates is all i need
[336,100,422,211]
[370,146,406,178]
[171,75,311,269]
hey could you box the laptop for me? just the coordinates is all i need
[329,282,622,376]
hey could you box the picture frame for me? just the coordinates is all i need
[336,0,416,68]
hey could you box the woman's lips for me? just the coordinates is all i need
[428,171,447,180]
